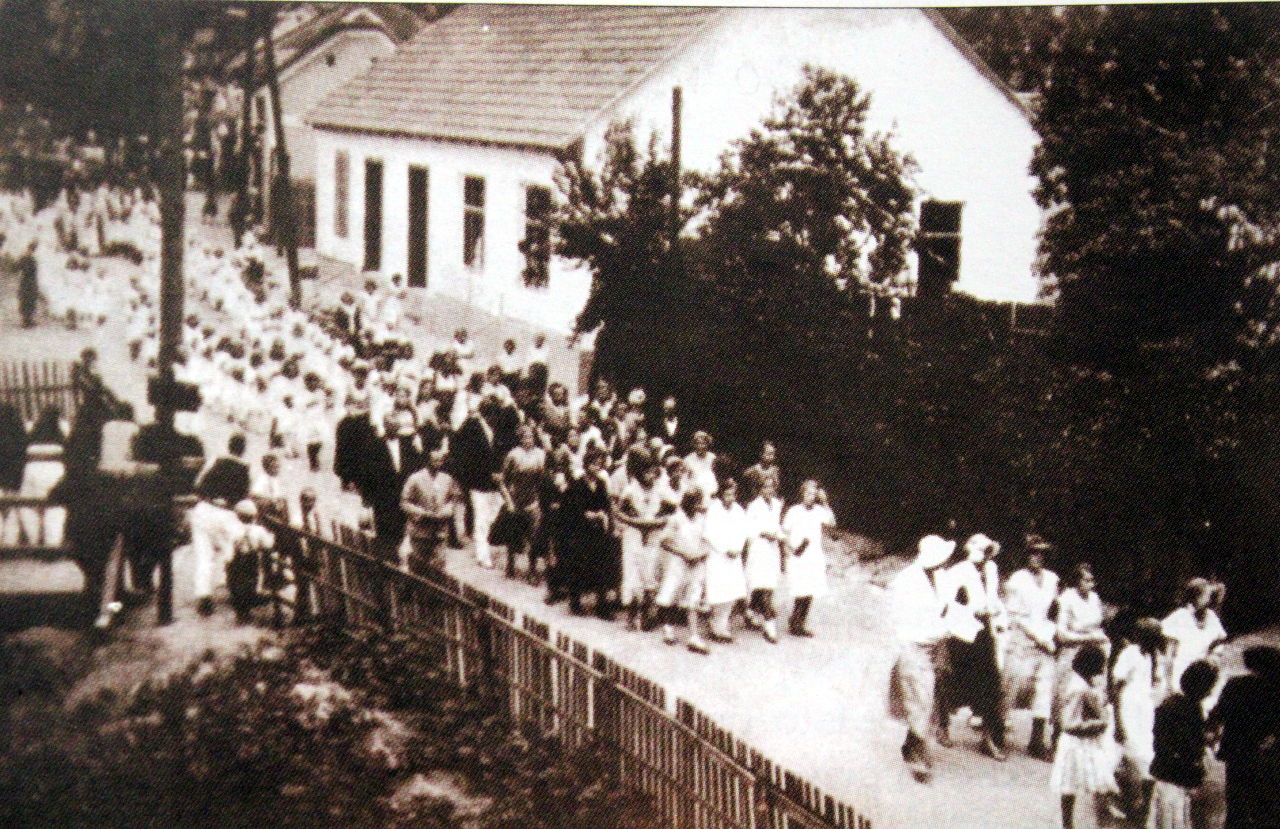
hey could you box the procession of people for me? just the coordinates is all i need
[4,147,1279,829]
[887,528,1279,827]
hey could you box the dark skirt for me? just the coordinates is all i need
[941,627,1005,727]
[557,524,616,594]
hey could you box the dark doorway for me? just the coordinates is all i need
[407,165,429,288]
[363,158,383,272]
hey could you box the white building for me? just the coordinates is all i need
[230,3,423,242]
[309,5,1044,333]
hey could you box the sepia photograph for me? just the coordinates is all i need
[0,2,1278,827]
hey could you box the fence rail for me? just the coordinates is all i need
[264,515,871,829]
[0,360,76,424]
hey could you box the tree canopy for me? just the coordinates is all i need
[1030,5,1280,371]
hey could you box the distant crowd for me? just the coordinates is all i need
[3,165,1277,829]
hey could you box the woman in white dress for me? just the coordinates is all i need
[743,476,786,643]
[1160,577,1227,699]
[1055,563,1111,734]
[702,477,748,641]
[612,453,668,630]
[1111,615,1165,823]
[782,480,834,638]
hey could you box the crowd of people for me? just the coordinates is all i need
[5,160,1279,829]
[889,532,1278,828]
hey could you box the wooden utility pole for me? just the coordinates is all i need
[670,86,682,252]
[260,8,302,309]
[154,21,187,434]
[238,6,256,202]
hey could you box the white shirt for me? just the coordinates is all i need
[1004,567,1059,649]
[703,499,748,554]
[890,564,947,646]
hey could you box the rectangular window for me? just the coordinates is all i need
[333,150,349,238]
[917,200,962,298]
[521,184,552,289]
[463,175,485,269]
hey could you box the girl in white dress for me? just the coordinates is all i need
[702,478,748,641]
[613,455,668,630]
[654,489,711,654]
[743,477,786,643]
[1111,615,1164,821]
[782,480,834,637]
[1055,563,1110,733]
[1052,644,1119,829]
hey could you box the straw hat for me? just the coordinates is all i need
[916,535,955,569]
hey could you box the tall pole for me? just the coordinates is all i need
[238,6,256,202]
[670,86,682,252]
[260,8,302,309]
[155,21,187,434]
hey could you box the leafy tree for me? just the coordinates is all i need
[1032,4,1280,373]
[694,65,918,298]
[555,122,684,336]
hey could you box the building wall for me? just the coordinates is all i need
[313,129,595,332]
[582,7,1044,303]
[312,7,1044,333]
[259,29,395,185]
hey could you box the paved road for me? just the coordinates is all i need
[2,201,1240,829]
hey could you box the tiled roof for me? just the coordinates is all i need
[309,4,725,151]
[226,4,429,83]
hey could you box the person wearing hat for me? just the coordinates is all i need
[936,532,1009,760]
[1002,534,1062,758]
[1160,577,1228,699]
[1209,645,1280,828]
[888,534,955,783]
[225,499,275,624]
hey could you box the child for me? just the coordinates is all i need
[654,489,711,654]
[1147,660,1219,829]
[781,480,835,637]
[1050,644,1119,829]
[226,499,276,624]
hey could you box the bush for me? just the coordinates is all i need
[0,627,664,829]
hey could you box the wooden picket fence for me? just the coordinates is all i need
[265,515,872,829]
[0,360,76,424]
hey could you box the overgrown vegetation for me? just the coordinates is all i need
[555,22,1280,631]
[0,627,662,829]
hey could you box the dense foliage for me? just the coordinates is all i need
[555,28,1280,629]
[0,628,661,829]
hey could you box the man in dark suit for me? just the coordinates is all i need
[361,410,420,561]
[196,433,250,507]
[449,395,504,569]
[649,395,688,455]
